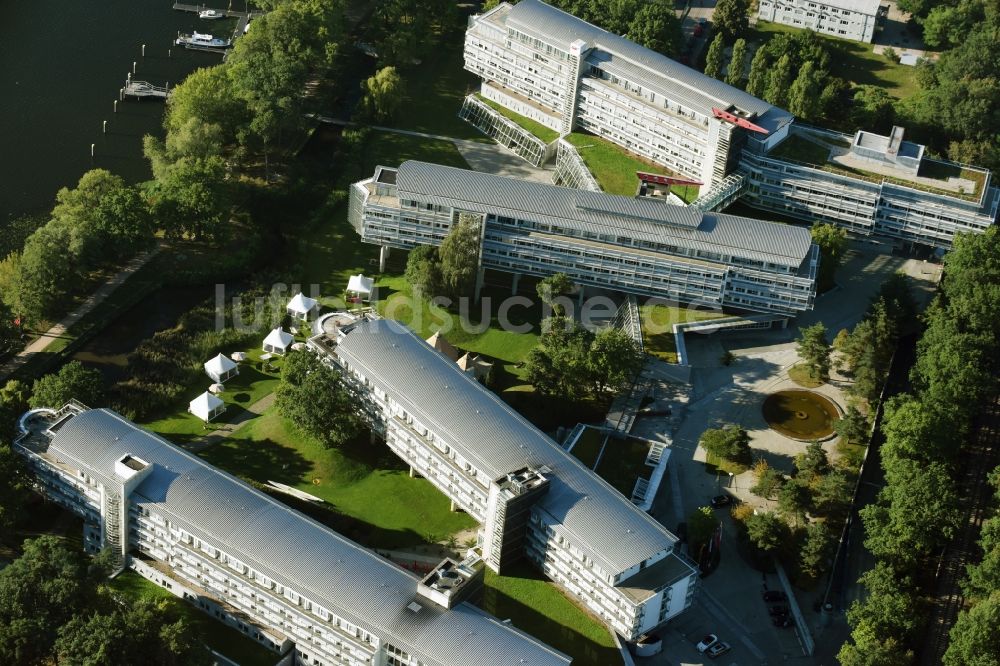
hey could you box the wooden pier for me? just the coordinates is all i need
[171,3,250,19]
[123,81,171,99]
[172,3,258,57]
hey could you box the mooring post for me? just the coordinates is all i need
[142,44,146,57]
[113,100,118,113]
[168,48,172,58]
[132,61,137,74]
[90,144,95,158]
[103,120,107,134]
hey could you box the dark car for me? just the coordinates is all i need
[773,615,794,628]
[710,494,732,508]
[769,605,789,616]
[762,590,788,602]
[707,642,732,659]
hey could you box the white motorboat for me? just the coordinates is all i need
[175,31,231,49]
[198,9,226,19]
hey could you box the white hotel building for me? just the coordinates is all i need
[309,317,700,642]
[757,0,885,43]
[463,0,794,192]
[460,0,997,249]
[14,402,572,666]
[349,160,819,315]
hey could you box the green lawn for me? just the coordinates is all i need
[639,302,730,363]
[481,563,619,666]
[568,427,606,469]
[563,132,699,202]
[360,130,471,174]
[476,94,560,144]
[198,408,475,548]
[594,437,652,497]
[394,41,492,142]
[704,450,750,475]
[108,570,277,666]
[752,21,920,100]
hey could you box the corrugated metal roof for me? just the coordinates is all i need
[395,161,813,266]
[335,319,686,578]
[47,409,571,666]
[499,0,792,128]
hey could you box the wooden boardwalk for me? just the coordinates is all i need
[123,80,171,99]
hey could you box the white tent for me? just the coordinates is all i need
[346,274,374,301]
[204,352,239,383]
[262,327,294,354]
[286,292,319,321]
[189,391,225,422]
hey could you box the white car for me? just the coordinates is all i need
[696,634,719,653]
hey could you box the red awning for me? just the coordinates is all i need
[712,107,769,134]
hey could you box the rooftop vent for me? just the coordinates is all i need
[407,602,422,613]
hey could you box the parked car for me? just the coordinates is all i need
[769,605,790,616]
[710,494,732,508]
[707,642,732,659]
[762,590,788,602]
[696,634,719,653]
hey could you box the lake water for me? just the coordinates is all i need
[0,0,239,225]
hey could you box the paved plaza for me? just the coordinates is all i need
[633,244,941,664]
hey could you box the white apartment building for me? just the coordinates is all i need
[13,403,572,666]
[308,318,700,642]
[464,0,793,193]
[758,0,885,43]
[349,160,819,315]
[742,125,1000,249]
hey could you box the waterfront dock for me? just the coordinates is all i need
[171,3,249,19]
[123,80,171,99]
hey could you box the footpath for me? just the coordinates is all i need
[0,248,160,381]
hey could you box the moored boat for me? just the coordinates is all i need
[175,31,231,48]
[198,9,225,19]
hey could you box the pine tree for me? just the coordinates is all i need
[746,47,770,98]
[725,38,748,87]
[765,54,794,108]
[704,34,726,80]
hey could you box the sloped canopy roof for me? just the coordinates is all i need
[204,353,237,376]
[347,274,374,295]
[189,391,224,420]
[263,327,294,349]
[287,292,319,314]
[426,331,461,361]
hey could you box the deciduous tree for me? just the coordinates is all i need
[787,61,825,121]
[404,245,442,296]
[704,34,726,80]
[764,54,794,109]
[797,322,831,379]
[438,213,481,299]
[800,522,834,578]
[745,511,787,553]
[627,0,683,57]
[361,66,405,122]
[725,38,747,87]
[713,0,751,41]
[29,362,104,409]
[811,222,847,292]
[745,47,770,98]
[700,424,751,463]
[276,350,364,449]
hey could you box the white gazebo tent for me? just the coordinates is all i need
[346,274,374,302]
[286,292,319,322]
[204,352,239,383]
[262,327,294,355]
[189,391,225,422]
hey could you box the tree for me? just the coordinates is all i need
[438,213,481,299]
[0,445,31,538]
[777,479,810,524]
[813,469,852,516]
[795,440,829,480]
[14,222,76,322]
[0,300,18,357]
[797,322,831,379]
[536,272,574,315]
[811,222,848,292]
[764,54,794,108]
[945,591,1000,666]
[699,424,751,463]
[164,117,226,163]
[526,316,592,401]
[787,61,825,121]
[627,0,683,57]
[704,34,726,80]
[745,47,770,98]
[164,66,246,144]
[725,38,747,87]
[879,394,953,463]
[713,0,750,41]
[851,85,896,134]
[361,66,405,122]
[861,459,961,569]
[751,466,784,499]
[835,405,870,446]
[847,563,923,643]
[800,522,834,578]
[404,245,441,296]
[149,156,232,242]
[588,328,645,396]
[745,511,786,553]
[276,350,364,449]
[29,361,104,409]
